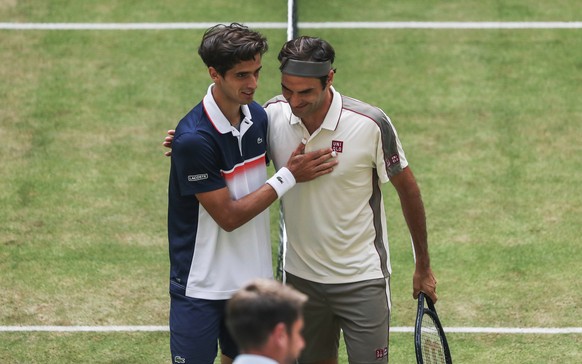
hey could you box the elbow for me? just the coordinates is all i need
[217,217,243,232]
[206,206,245,232]
[221,224,237,233]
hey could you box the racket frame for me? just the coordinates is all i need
[414,292,452,364]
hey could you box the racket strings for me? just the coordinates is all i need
[420,314,446,364]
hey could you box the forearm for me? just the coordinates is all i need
[198,168,293,232]
[400,186,430,269]
[393,168,431,268]
[218,184,279,232]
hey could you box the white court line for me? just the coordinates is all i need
[302,21,582,29]
[1,22,582,30]
[0,22,285,30]
[440,327,582,334]
[0,326,169,332]
[1,326,580,334]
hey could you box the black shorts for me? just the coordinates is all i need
[169,291,238,364]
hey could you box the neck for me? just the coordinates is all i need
[212,85,243,127]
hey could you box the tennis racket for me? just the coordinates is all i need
[414,292,452,364]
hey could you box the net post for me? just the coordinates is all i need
[287,0,299,40]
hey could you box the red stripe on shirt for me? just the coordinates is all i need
[221,153,267,181]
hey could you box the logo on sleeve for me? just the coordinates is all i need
[331,140,343,153]
[188,174,208,182]
[387,154,400,167]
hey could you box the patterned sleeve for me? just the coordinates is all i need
[375,110,408,182]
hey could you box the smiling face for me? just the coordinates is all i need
[280,70,334,122]
[210,54,263,107]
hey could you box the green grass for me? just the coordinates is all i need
[1,1,581,363]
[2,0,582,22]
[2,332,579,363]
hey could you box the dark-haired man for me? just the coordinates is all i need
[226,279,308,364]
[168,24,336,364]
[263,36,438,364]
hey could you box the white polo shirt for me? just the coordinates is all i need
[264,87,408,284]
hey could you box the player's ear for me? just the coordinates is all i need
[273,322,288,343]
[326,69,334,86]
[208,67,220,82]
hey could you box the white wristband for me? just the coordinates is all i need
[266,167,296,198]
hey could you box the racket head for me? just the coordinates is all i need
[414,292,452,364]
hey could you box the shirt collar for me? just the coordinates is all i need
[290,86,342,131]
[233,354,278,364]
[203,84,252,134]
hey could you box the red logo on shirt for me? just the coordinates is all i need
[386,154,400,167]
[331,140,343,153]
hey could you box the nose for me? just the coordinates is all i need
[288,93,302,108]
[248,74,258,89]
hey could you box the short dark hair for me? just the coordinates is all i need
[198,23,268,76]
[278,36,336,87]
[226,279,307,351]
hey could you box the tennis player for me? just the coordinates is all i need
[263,36,438,364]
[167,24,337,364]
